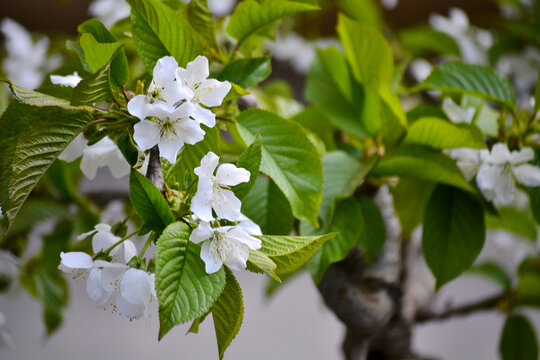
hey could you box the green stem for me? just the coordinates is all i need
[100,227,141,258]
[139,234,154,259]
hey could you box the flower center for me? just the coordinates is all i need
[159,117,178,142]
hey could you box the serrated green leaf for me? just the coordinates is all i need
[258,233,336,275]
[233,135,262,200]
[212,267,244,360]
[156,222,226,339]
[469,262,511,290]
[241,176,293,235]
[226,0,318,44]
[129,171,174,233]
[500,315,539,360]
[4,81,81,109]
[70,55,114,106]
[0,102,93,230]
[417,62,516,109]
[217,57,271,89]
[371,144,474,192]
[423,184,486,289]
[187,0,217,48]
[301,198,363,284]
[128,0,203,71]
[405,117,486,149]
[80,33,123,73]
[392,178,435,237]
[235,109,323,226]
[319,151,375,225]
[246,249,279,281]
[357,196,386,262]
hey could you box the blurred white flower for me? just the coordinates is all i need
[442,97,476,124]
[429,8,492,64]
[1,18,62,89]
[190,220,262,274]
[88,0,131,28]
[191,151,250,222]
[50,72,82,88]
[208,0,237,16]
[59,134,131,180]
[446,148,485,181]
[380,0,398,10]
[0,311,13,349]
[497,47,540,108]
[409,59,432,83]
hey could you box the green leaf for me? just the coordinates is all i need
[246,249,279,281]
[129,171,174,233]
[217,57,272,89]
[226,0,318,44]
[357,196,386,262]
[4,81,81,109]
[235,109,323,226]
[233,135,262,200]
[371,144,474,192]
[241,176,293,235]
[417,63,516,109]
[336,0,383,29]
[469,262,512,290]
[70,55,114,106]
[405,117,486,149]
[0,102,93,230]
[319,151,375,225]
[399,27,460,57]
[486,206,537,240]
[80,33,122,73]
[258,233,336,276]
[500,315,539,360]
[128,0,203,71]
[187,0,217,48]
[528,186,540,225]
[155,222,226,339]
[300,198,363,284]
[392,179,435,237]
[423,184,486,289]
[211,267,244,360]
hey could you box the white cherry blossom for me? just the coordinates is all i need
[88,0,131,28]
[477,143,540,206]
[128,56,193,121]
[50,72,82,88]
[117,268,156,319]
[132,102,205,163]
[176,56,231,127]
[78,223,137,263]
[1,18,62,89]
[191,152,250,222]
[442,97,476,124]
[190,220,262,274]
[409,59,432,83]
[446,148,485,181]
[59,134,131,180]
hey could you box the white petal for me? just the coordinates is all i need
[97,262,128,292]
[120,268,153,305]
[178,56,209,88]
[190,221,214,243]
[121,240,138,263]
[95,223,112,232]
[133,120,161,151]
[196,79,231,107]
[192,105,216,128]
[161,82,193,106]
[171,101,194,120]
[86,268,113,306]
[493,170,516,206]
[80,152,100,180]
[476,164,501,192]
[442,97,474,124]
[237,214,262,236]
[175,118,205,145]
[105,147,131,179]
[227,227,262,250]
[221,236,250,271]
[191,189,215,222]
[489,143,511,165]
[127,95,151,121]
[60,251,93,270]
[216,164,250,186]
[194,151,219,179]
[50,72,82,87]
[509,147,534,164]
[158,134,184,164]
[92,229,120,254]
[116,292,146,318]
[212,189,242,221]
[200,240,223,274]
[513,164,540,186]
[58,133,87,162]
[76,229,96,241]
[153,56,177,82]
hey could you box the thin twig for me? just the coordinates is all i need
[216,115,233,122]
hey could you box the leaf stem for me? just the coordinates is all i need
[96,227,141,259]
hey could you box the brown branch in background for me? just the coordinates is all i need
[415,293,506,324]
[146,145,164,193]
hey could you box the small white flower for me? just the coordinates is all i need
[132,102,205,163]
[78,223,137,263]
[442,97,476,124]
[128,56,193,121]
[191,152,250,222]
[117,268,156,319]
[88,0,131,28]
[176,56,231,127]
[59,134,131,180]
[190,220,262,274]
[50,71,82,88]
[409,59,432,83]
[446,148,485,181]
[477,143,540,206]
[1,18,62,89]
[380,0,398,10]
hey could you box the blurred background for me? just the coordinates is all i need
[1,0,539,359]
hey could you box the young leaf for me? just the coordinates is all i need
[469,262,511,291]
[127,0,203,71]
[217,57,272,89]
[258,233,336,276]
[70,55,114,106]
[371,144,475,192]
[235,109,323,227]
[129,171,174,233]
[500,314,539,360]
[79,33,123,74]
[233,135,262,200]
[241,176,293,235]
[187,0,217,48]
[226,0,318,45]
[399,27,460,57]
[423,184,486,289]
[417,62,516,109]
[155,222,226,339]
[357,196,386,262]
[246,249,279,281]
[486,206,538,240]
[300,198,363,284]
[405,117,486,149]
[212,267,244,360]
